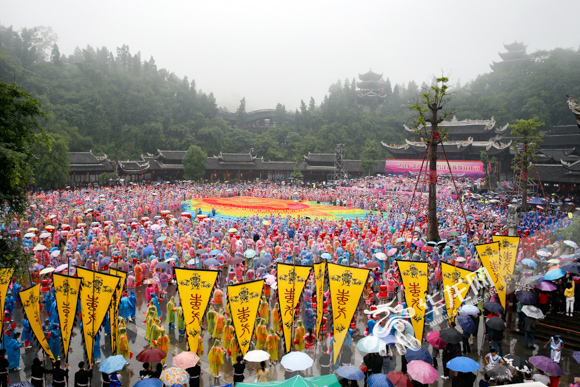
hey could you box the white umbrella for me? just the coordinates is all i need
[33,244,47,251]
[537,250,551,257]
[23,233,36,238]
[522,305,544,319]
[280,352,313,371]
[39,267,55,275]
[459,305,481,316]
[564,240,579,249]
[375,252,387,261]
[39,232,51,239]
[244,350,270,362]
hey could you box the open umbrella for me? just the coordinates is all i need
[573,351,580,365]
[536,281,557,291]
[55,264,69,273]
[457,314,476,334]
[367,374,394,387]
[321,252,332,260]
[155,261,171,269]
[387,248,398,257]
[484,363,512,382]
[244,249,257,258]
[99,355,128,374]
[405,347,432,364]
[280,352,313,371]
[133,379,162,387]
[366,261,381,269]
[33,244,47,251]
[136,348,167,363]
[39,267,55,276]
[561,263,580,274]
[484,302,505,314]
[337,366,365,381]
[386,371,412,387]
[203,258,219,267]
[515,291,538,305]
[537,250,551,257]
[446,357,480,372]
[522,305,544,319]
[172,351,200,369]
[426,331,446,350]
[439,328,462,344]
[486,317,506,331]
[521,259,537,267]
[244,350,270,362]
[159,367,188,386]
[544,269,566,281]
[458,305,480,316]
[357,336,384,353]
[407,360,438,384]
[564,240,579,249]
[504,354,532,373]
[529,356,563,376]
[375,253,387,261]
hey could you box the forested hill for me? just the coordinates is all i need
[1,25,580,164]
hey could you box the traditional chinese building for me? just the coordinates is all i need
[356,69,389,111]
[382,116,512,161]
[69,151,115,185]
[117,150,186,182]
[490,41,528,71]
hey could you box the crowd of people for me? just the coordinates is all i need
[0,176,578,387]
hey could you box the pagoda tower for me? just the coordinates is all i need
[490,41,527,71]
[356,69,388,111]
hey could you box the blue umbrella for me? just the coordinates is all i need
[381,334,397,345]
[515,291,538,305]
[155,261,171,269]
[367,374,394,387]
[321,252,332,260]
[336,366,365,380]
[143,246,154,256]
[561,263,580,275]
[466,215,474,220]
[133,379,163,387]
[395,237,405,243]
[209,249,221,256]
[446,356,481,372]
[457,314,476,334]
[405,347,432,364]
[99,354,128,374]
[203,258,220,267]
[255,257,270,267]
[521,259,537,267]
[484,302,504,314]
[244,249,257,258]
[156,236,167,242]
[544,269,566,281]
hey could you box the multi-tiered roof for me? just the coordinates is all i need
[382,117,511,160]
[490,41,528,71]
[356,69,388,107]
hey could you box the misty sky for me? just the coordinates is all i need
[4,0,579,111]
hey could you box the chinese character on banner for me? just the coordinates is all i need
[277,264,312,353]
[314,262,326,340]
[492,235,520,287]
[228,280,264,355]
[397,261,428,342]
[328,263,369,363]
[175,268,218,353]
[441,262,474,322]
[476,242,506,308]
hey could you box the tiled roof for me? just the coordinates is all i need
[218,152,256,163]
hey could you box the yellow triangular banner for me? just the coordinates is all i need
[277,263,312,352]
[314,262,326,340]
[175,268,218,352]
[441,262,476,322]
[229,280,264,355]
[492,235,520,286]
[0,269,14,342]
[77,267,120,364]
[109,269,127,354]
[328,263,369,363]
[20,284,55,362]
[397,261,429,342]
[53,273,81,361]
[476,242,506,308]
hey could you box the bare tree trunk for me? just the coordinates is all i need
[428,133,441,242]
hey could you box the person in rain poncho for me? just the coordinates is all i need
[144,304,157,342]
[267,327,280,366]
[129,291,137,322]
[544,335,564,363]
[166,297,176,328]
[118,326,131,359]
[150,293,161,318]
[6,332,23,370]
[294,320,305,351]
[49,323,61,360]
[149,318,161,347]
[255,318,267,350]
[258,297,269,324]
[119,293,133,322]
[152,326,169,364]
[206,307,217,337]
[272,303,281,334]
[176,306,186,336]
[213,312,225,340]
[208,340,224,378]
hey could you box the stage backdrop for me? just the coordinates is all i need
[385,159,484,178]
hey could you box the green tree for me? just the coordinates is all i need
[411,77,454,242]
[361,139,381,176]
[183,144,207,180]
[33,133,70,189]
[0,80,47,218]
[480,151,490,190]
[236,97,247,129]
[511,117,544,212]
[291,163,303,179]
[0,80,46,278]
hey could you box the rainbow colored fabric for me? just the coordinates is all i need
[184,196,373,219]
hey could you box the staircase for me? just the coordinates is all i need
[513,311,580,350]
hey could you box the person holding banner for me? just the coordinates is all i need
[30,358,50,387]
[74,361,93,387]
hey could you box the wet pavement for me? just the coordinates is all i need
[7,281,580,386]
